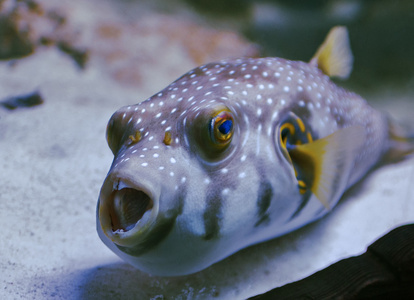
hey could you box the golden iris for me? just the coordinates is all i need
[210,111,234,146]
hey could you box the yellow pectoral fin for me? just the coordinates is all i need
[310,26,353,79]
[289,126,365,209]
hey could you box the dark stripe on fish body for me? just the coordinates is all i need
[289,191,312,220]
[255,181,273,227]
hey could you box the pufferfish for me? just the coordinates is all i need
[97,27,413,276]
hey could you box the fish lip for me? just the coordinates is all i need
[98,175,159,247]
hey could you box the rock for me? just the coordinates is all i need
[249,224,414,300]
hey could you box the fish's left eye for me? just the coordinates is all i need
[210,111,234,147]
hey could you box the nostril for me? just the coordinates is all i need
[109,188,153,232]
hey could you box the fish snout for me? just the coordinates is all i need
[98,176,159,247]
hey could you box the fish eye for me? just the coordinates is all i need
[209,110,234,148]
[185,105,238,162]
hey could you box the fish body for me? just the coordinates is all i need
[97,27,411,276]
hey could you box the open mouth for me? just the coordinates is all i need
[109,187,154,233]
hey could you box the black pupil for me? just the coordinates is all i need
[218,120,232,135]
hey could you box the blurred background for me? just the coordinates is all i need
[0,0,414,88]
[1,0,413,90]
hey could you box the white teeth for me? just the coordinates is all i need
[114,180,130,190]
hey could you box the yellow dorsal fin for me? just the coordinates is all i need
[310,26,353,79]
[289,126,364,209]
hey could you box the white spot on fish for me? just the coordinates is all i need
[267,126,272,137]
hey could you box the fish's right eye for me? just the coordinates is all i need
[209,110,234,150]
[187,105,238,161]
